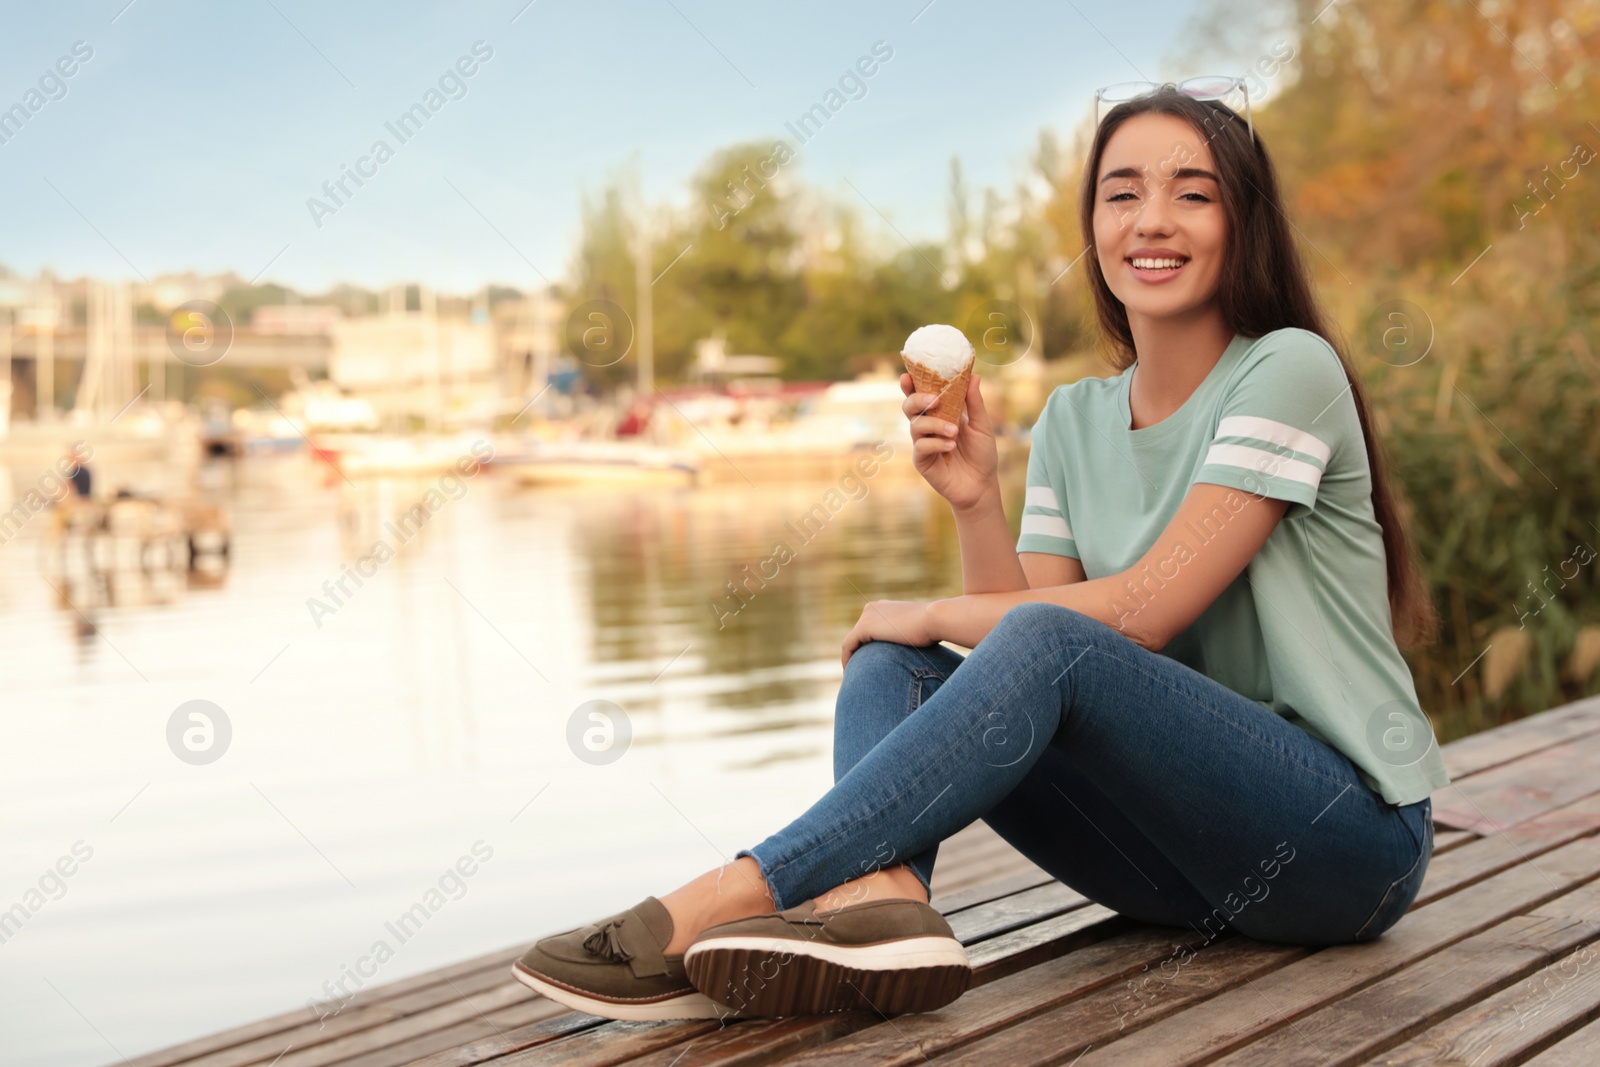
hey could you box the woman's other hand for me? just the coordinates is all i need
[901,371,999,511]
[842,600,937,669]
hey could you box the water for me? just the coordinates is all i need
[0,448,991,1066]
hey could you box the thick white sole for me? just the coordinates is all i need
[683,934,972,1017]
[510,961,739,1022]
[682,934,969,970]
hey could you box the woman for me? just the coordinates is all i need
[511,84,1451,1022]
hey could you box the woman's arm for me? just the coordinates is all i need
[953,483,1090,593]
[840,481,1288,667]
[952,487,1025,592]
[932,482,1289,650]
[914,375,1086,594]
[898,370,1024,594]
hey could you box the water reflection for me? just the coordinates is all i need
[0,447,1028,1066]
[27,457,233,659]
[5,447,1015,776]
[7,446,1015,769]
[569,467,986,753]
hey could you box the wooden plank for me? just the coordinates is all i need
[1365,937,1600,1066]
[117,945,527,1067]
[1206,886,1600,1067]
[1440,697,1600,780]
[147,1002,407,1067]
[619,1014,872,1067]
[945,882,1088,943]
[923,823,1047,899]
[927,858,1045,901]
[965,905,1126,976]
[255,982,536,1067]
[485,1019,725,1067]
[748,929,1273,1067]
[1432,729,1600,834]
[1066,835,1600,1065]
[1523,1016,1600,1065]
[1433,829,1477,854]
[1416,793,1600,907]
[313,1022,499,1067]
[1526,876,1600,931]
[930,938,1305,1067]
[315,999,556,1067]
[931,869,1056,912]
[404,1012,605,1067]
[135,965,536,1067]
[112,952,532,1067]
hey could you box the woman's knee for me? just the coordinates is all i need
[839,640,962,725]
[835,641,953,777]
[839,641,939,721]
[844,638,957,680]
[842,638,923,683]
[990,602,1116,653]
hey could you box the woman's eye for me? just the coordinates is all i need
[1107,190,1210,203]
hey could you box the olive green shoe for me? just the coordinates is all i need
[512,896,738,1021]
[683,896,972,1017]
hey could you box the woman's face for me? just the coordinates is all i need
[1093,113,1227,321]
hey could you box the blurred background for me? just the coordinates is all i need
[1,0,1596,1063]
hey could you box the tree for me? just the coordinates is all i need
[672,142,807,360]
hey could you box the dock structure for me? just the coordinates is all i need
[122,697,1600,1066]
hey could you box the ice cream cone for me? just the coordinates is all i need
[901,324,976,427]
[901,355,973,425]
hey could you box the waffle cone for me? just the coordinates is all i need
[902,355,973,424]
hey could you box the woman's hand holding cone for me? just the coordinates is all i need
[900,370,999,511]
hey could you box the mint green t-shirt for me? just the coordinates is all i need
[1015,327,1451,807]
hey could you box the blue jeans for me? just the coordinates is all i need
[737,603,1433,947]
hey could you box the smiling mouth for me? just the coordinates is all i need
[1126,256,1190,272]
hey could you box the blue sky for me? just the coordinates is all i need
[0,0,1251,294]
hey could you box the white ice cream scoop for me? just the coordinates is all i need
[901,324,975,377]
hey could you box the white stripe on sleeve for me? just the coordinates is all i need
[1203,443,1324,489]
[1020,511,1074,540]
[1216,415,1332,465]
[1024,485,1062,511]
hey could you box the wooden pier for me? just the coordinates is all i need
[122,696,1600,1066]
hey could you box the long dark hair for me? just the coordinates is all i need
[1077,87,1437,649]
